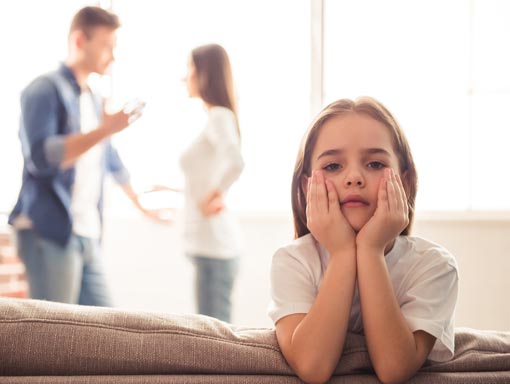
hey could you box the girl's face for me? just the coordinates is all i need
[307,113,402,231]
[185,56,200,98]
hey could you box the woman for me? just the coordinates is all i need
[180,44,244,322]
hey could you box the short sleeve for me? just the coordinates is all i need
[400,250,459,362]
[267,247,318,324]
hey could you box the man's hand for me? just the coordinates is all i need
[102,101,145,134]
[140,207,175,224]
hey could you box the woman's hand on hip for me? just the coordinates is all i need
[200,189,225,217]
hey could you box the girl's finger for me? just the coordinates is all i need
[311,171,319,214]
[395,172,408,213]
[315,170,328,213]
[377,169,390,211]
[325,178,339,213]
[390,169,402,211]
[306,175,312,219]
[387,169,398,211]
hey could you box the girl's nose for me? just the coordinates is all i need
[344,170,364,187]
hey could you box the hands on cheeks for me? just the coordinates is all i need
[306,168,409,256]
[305,170,356,255]
[356,168,409,252]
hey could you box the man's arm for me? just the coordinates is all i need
[120,183,173,223]
[60,109,139,169]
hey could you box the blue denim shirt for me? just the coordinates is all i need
[9,64,130,246]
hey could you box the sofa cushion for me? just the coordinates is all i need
[0,298,290,376]
[1,297,509,380]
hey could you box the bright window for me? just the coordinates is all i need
[106,0,311,214]
[2,1,509,214]
[323,0,510,211]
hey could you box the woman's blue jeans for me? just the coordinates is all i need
[190,255,239,323]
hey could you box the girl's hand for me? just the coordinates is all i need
[200,189,224,217]
[306,170,356,255]
[357,168,409,252]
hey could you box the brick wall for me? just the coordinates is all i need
[0,231,28,298]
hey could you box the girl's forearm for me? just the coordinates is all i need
[356,247,427,383]
[287,253,356,383]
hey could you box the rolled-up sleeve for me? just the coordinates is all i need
[20,77,65,177]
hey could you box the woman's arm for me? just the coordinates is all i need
[206,108,244,193]
[276,170,357,384]
[356,169,435,383]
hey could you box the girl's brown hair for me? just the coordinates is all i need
[291,97,418,239]
[191,44,240,138]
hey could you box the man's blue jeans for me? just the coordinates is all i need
[190,255,239,323]
[15,229,112,306]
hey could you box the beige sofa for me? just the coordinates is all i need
[1,298,509,383]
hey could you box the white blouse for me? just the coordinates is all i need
[179,106,244,259]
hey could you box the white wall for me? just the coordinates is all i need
[413,213,510,332]
[103,211,510,331]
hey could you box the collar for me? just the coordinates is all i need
[58,63,81,95]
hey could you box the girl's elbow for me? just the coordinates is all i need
[291,359,335,384]
[295,368,332,384]
[374,363,418,384]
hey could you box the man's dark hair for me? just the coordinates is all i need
[69,6,120,37]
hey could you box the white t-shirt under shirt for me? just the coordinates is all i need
[70,91,103,239]
[268,234,459,362]
[179,106,244,259]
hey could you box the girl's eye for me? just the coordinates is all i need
[367,161,385,170]
[323,163,341,171]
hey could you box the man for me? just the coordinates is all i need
[9,6,157,306]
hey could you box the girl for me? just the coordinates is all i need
[268,97,458,384]
[180,44,244,323]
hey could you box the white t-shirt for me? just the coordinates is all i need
[268,234,459,362]
[70,91,103,239]
[179,106,244,259]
